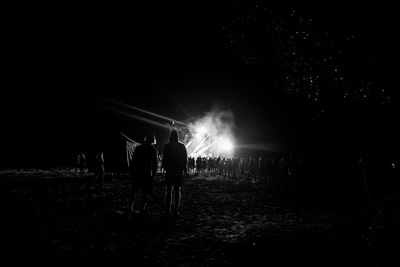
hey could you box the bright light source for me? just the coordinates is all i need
[197,126,206,134]
[194,126,207,139]
[219,138,234,152]
[186,111,235,158]
[197,126,207,135]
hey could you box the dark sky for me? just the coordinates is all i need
[2,1,399,167]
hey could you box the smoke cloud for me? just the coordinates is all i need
[184,108,236,158]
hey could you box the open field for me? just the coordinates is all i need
[1,169,399,266]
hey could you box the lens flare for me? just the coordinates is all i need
[219,138,233,152]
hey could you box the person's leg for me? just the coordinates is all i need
[91,172,98,189]
[130,192,137,212]
[101,172,105,186]
[130,183,139,212]
[141,192,149,214]
[173,186,181,216]
[140,178,153,214]
[165,185,173,215]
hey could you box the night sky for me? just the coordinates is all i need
[2,1,400,167]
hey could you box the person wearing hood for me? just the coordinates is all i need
[129,133,158,215]
[162,129,188,216]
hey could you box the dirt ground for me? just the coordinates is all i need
[0,169,399,266]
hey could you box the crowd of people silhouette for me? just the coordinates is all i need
[75,129,399,220]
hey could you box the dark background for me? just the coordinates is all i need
[2,1,399,168]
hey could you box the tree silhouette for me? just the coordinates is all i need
[222,0,400,208]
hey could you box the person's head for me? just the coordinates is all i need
[169,129,179,143]
[144,133,156,145]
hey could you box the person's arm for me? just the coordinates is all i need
[162,146,167,172]
[152,150,158,178]
[183,146,188,174]
[130,149,138,174]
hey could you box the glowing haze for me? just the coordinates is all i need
[183,109,236,158]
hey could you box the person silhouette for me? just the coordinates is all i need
[162,129,188,217]
[77,152,86,175]
[92,152,104,188]
[129,133,158,215]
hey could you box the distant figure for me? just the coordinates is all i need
[129,133,158,215]
[232,157,239,178]
[92,152,105,188]
[77,152,86,175]
[196,157,202,174]
[259,156,267,178]
[248,157,257,180]
[162,129,188,217]
[188,157,195,174]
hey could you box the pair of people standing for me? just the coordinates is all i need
[129,129,187,216]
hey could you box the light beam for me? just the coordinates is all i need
[103,97,187,126]
[102,106,171,129]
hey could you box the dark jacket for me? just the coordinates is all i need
[130,143,158,177]
[162,141,187,174]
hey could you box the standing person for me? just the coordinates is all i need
[92,151,105,188]
[232,156,239,179]
[129,133,158,215]
[248,157,257,180]
[77,152,86,175]
[162,129,188,217]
